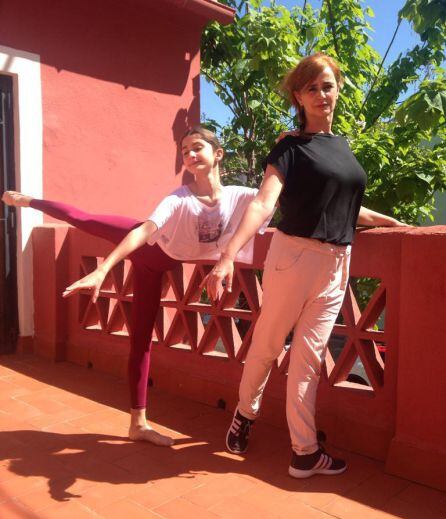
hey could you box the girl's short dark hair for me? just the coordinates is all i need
[181,126,222,151]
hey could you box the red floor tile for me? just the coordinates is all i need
[16,486,77,513]
[339,472,410,508]
[0,353,445,519]
[255,493,335,519]
[181,474,256,509]
[209,495,277,519]
[283,471,363,509]
[0,397,44,420]
[235,478,306,512]
[0,474,48,500]
[129,484,175,509]
[395,483,446,515]
[100,498,163,519]
[323,496,398,519]
[74,481,146,512]
[154,496,220,519]
[382,496,446,519]
[38,500,102,518]
[0,499,40,519]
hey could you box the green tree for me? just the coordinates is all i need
[201,0,446,223]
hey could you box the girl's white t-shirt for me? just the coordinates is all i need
[147,185,271,263]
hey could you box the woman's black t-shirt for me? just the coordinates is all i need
[263,134,367,245]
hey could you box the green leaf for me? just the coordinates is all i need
[306,26,319,41]
[248,100,261,110]
[440,92,446,114]
[416,172,435,184]
[430,93,444,111]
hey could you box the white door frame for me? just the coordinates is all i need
[0,45,43,338]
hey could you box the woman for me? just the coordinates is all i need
[205,53,407,478]
[2,126,271,447]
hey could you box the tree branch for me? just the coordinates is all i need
[324,0,341,60]
[367,96,399,129]
[366,41,428,130]
[298,0,307,32]
[357,17,402,121]
[202,70,242,116]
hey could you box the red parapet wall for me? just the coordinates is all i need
[32,224,446,492]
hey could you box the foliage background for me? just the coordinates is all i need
[201,0,446,224]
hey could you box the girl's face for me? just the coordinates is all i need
[293,66,339,123]
[181,134,223,175]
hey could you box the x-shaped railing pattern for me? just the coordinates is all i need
[324,282,386,392]
[78,256,385,393]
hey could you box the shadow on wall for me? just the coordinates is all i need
[0,0,202,94]
[0,0,208,182]
[173,73,201,179]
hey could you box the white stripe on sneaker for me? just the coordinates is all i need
[320,454,331,470]
[324,456,333,470]
[314,454,326,470]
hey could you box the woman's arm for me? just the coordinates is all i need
[205,165,283,299]
[224,167,282,259]
[63,220,157,301]
[357,206,408,227]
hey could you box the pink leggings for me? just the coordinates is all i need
[30,199,179,409]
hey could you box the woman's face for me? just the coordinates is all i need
[181,134,223,175]
[293,66,339,122]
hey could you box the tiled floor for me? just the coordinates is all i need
[1,354,445,519]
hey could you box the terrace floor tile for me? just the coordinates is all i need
[0,353,443,519]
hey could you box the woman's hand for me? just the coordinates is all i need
[202,255,235,301]
[275,129,300,143]
[63,268,107,302]
[387,217,411,227]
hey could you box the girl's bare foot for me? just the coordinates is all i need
[128,425,174,446]
[1,191,33,207]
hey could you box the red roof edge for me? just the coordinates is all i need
[162,0,235,25]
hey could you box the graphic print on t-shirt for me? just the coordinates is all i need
[197,211,224,243]
[147,184,268,262]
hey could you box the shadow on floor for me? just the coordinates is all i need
[2,353,441,519]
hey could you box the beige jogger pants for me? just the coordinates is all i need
[238,229,350,454]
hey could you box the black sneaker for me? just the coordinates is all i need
[226,410,254,454]
[288,447,347,478]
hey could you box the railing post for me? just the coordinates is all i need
[32,224,71,361]
[316,228,404,461]
[386,227,446,492]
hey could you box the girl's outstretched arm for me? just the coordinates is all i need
[63,220,157,302]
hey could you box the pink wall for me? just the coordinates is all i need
[0,0,208,218]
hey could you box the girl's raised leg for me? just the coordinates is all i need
[2,190,180,446]
[2,191,140,244]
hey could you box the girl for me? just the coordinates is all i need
[205,53,407,478]
[2,126,271,447]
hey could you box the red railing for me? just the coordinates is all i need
[31,224,446,492]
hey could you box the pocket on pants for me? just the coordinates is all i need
[274,247,306,272]
[340,255,350,291]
